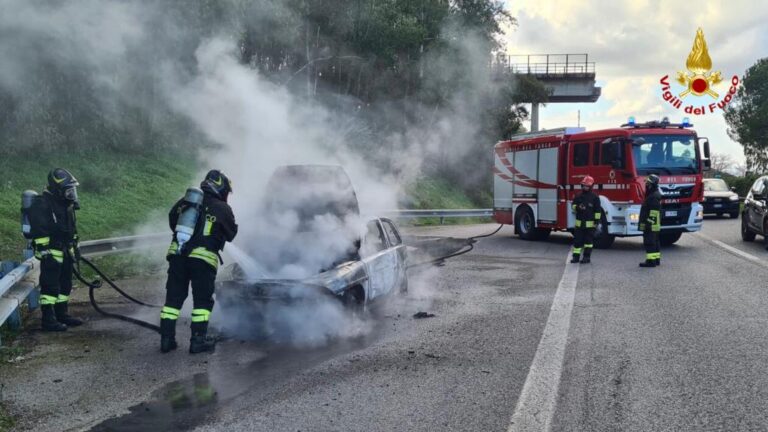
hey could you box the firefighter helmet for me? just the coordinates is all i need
[645,174,660,186]
[47,168,79,201]
[200,169,233,200]
[580,175,595,188]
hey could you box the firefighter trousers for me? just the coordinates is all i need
[39,254,74,306]
[161,255,217,331]
[643,231,661,261]
[572,228,595,258]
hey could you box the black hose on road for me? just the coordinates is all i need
[72,255,161,333]
[408,223,504,269]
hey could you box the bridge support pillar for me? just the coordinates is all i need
[531,103,540,132]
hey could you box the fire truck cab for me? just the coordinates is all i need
[493,118,711,248]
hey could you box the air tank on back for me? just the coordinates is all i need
[175,187,204,253]
[21,190,39,239]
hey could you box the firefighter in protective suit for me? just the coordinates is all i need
[571,176,602,264]
[160,170,238,354]
[29,168,84,331]
[639,174,662,268]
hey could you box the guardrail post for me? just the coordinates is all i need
[6,308,21,330]
[27,288,39,311]
[23,243,39,311]
[23,242,34,260]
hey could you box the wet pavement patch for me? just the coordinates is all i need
[88,331,382,431]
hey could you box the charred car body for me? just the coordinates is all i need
[216,165,407,323]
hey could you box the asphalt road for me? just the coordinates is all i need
[6,218,768,431]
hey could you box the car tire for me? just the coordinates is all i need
[343,286,366,318]
[742,215,756,242]
[594,214,615,249]
[730,212,739,219]
[659,232,683,246]
[763,220,768,248]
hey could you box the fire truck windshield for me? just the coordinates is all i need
[631,134,699,175]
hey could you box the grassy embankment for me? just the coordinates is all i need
[404,176,492,225]
[0,151,197,263]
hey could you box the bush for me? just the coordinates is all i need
[727,174,760,198]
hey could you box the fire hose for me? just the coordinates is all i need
[407,224,504,268]
[71,253,161,333]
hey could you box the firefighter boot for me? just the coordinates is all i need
[639,259,657,268]
[54,303,83,327]
[581,249,592,264]
[160,318,178,353]
[189,322,216,354]
[41,305,67,332]
[570,253,581,264]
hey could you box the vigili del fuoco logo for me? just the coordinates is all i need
[659,27,739,115]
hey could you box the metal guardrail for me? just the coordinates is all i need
[79,233,168,258]
[383,209,493,224]
[0,209,491,342]
[0,258,39,344]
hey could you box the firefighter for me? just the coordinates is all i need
[160,170,238,354]
[29,168,83,331]
[571,175,602,264]
[639,174,662,268]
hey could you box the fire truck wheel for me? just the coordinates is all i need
[659,232,683,246]
[593,215,615,249]
[514,206,546,241]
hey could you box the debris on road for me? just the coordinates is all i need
[413,312,436,319]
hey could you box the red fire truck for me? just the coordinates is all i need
[493,118,711,248]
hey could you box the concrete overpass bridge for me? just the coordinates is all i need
[494,54,601,131]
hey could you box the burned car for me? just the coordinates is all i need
[216,165,408,327]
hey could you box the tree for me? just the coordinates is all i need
[725,58,768,172]
[709,152,735,175]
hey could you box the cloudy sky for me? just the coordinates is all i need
[503,0,768,166]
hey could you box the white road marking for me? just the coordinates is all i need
[508,253,580,432]
[694,232,768,269]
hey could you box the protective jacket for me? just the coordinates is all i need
[572,190,602,229]
[639,189,662,233]
[29,190,78,262]
[167,192,238,269]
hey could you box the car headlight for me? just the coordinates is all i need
[730,195,739,201]
[629,213,640,223]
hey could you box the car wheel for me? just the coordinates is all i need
[343,285,367,318]
[763,220,768,248]
[742,215,756,242]
[730,212,739,219]
[659,231,683,246]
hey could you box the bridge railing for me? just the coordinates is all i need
[493,53,595,76]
